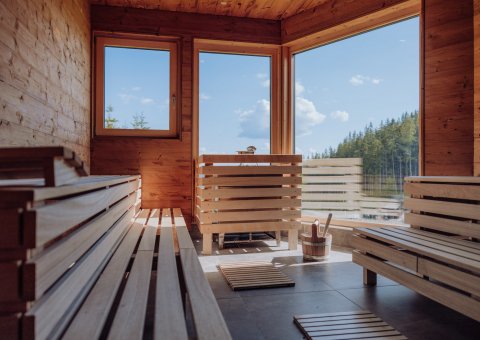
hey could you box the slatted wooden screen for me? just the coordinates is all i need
[302,158,363,219]
[195,154,302,235]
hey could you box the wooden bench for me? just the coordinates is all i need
[0,177,231,339]
[352,176,480,322]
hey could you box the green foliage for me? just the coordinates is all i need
[312,111,419,196]
[105,105,119,129]
[131,112,150,129]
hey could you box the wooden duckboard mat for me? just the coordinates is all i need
[294,311,406,340]
[218,261,295,291]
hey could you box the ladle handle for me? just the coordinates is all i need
[322,213,333,238]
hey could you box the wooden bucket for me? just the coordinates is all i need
[301,220,332,261]
[301,234,332,260]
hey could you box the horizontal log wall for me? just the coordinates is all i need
[423,0,474,175]
[90,6,281,224]
[0,0,91,165]
[475,0,480,176]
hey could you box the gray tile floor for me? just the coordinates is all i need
[194,235,480,340]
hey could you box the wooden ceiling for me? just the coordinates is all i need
[89,0,329,20]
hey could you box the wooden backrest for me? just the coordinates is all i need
[0,175,140,339]
[404,176,480,239]
[195,154,302,228]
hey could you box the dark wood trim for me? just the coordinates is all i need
[91,5,281,45]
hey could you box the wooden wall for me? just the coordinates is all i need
[0,0,91,165]
[90,6,280,223]
[422,0,474,175]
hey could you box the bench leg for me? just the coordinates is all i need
[363,268,377,286]
[288,229,298,250]
[218,233,225,250]
[202,233,212,255]
[276,231,281,246]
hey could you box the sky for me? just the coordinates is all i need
[104,46,170,129]
[103,17,419,155]
[200,17,419,155]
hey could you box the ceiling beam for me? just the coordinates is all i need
[91,5,281,45]
[282,0,420,48]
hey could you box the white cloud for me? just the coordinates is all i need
[200,93,211,100]
[140,97,154,104]
[349,74,368,86]
[118,93,136,103]
[131,86,141,92]
[295,146,303,154]
[308,147,317,154]
[262,142,270,151]
[199,147,207,154]
[400,39,406,43]
[349,74,382,86]
[237,99,270,139]
[330,110,349,122]
[261,79,270,88]
[200,59,205,64]
[256,73,270,88]
[295,97,326,137]
[295,81,305,95]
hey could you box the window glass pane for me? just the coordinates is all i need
[294,18,419,223]
[199,52,271,154]
[104,46,170,130]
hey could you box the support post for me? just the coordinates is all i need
[288,229,298,250]
[363,268,377,286]
[202,233,212,255]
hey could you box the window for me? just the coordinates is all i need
[194,40,280,156]
[293,18,419,222]
[94,36,178,137]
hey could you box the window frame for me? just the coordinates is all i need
[94,35,178,137]
[193,39,281,157]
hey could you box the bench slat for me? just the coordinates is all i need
[404,197,480,221]
[24,179,139,247]
[174,209,195,250]
[154,208,188,340]
[23,207,134,340]
[200,221,301,233]
[353,251,480,322]
[108,210,157,340]
[63,217,145,339]
[199,209,300,224]
[198,198,301,211]
[24,194,136,300]
[357,228,480,273]
[404,182,480,201]
[180,248,231,340]
[405,212,480,239]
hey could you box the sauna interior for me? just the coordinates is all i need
[1,0,480,339]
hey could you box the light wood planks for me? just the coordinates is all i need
[180,247,232,339]
[63,217,144,340]
[219,261,295,291]
[294,310,406,340]
[108,210,158,340]
[353,177,480,322]
[196,154,301,254]
[353,251,480,322]
[154,208,188,340]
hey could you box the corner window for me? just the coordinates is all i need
[94,36,178,137]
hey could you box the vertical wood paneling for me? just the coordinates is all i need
[474,0,480,176]
[0,0,91,165]
[423,0,474,175]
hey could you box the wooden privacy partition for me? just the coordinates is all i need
[195,154,302,254]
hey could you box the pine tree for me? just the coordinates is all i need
[105,105,119,128]
[131,112,150,129]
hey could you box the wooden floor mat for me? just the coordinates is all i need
[218,261,295,291]
[294,311,407,340]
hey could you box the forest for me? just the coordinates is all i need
[310,111,419,196]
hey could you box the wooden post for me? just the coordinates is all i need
[288,229,298,250]
[363,268,377,286]
[276,231,281,246]
[202,233,212,255]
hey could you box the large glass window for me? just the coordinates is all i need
[95,36,178,137]
[294,18,419,222]
[199,52,271,154]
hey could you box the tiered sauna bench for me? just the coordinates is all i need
[353,176,480,322]
[195,154,302,255]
